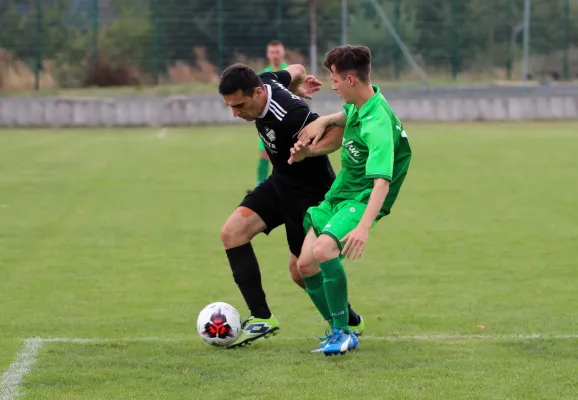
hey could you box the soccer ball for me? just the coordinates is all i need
[197,302,241,346]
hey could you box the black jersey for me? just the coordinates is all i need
[256,71,335,192]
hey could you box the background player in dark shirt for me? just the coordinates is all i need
[218,63,364,348]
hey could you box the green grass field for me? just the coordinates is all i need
[1,122,578,399]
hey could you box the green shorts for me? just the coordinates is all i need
[258,138,266,151]
[304,199,379,251]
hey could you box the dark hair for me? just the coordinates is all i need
[218,63,263,97]
[267,40,284,47]
[323,45,372,83]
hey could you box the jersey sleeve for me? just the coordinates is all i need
[271,70,292,88]
[259,70,292,88]
[360,116,394,181]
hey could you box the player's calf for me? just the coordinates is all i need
[221,207,272,322]
[288,254,306,289]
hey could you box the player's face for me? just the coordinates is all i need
[267,45,285,67]
[223,88,265,121]
[329,66,355,104]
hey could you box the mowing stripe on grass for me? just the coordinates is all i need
[0,338,43,400]
[39,333,578,344]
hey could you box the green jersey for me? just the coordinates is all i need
[325,85,412,216]
[258,62,289,74]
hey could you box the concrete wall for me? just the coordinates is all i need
[1,93,577,127]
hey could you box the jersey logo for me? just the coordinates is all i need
[259,128,278,154]
[396,124,408,138]
[264,126,276,142]
[342,138,361,163]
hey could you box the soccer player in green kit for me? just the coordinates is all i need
[250,40,289,191]
[289,45,412,356]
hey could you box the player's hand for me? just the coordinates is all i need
[305,75,323,94]
[293,75,322,99]
[340,225,369,260]
[297,116,327,146]
[288,140,311,165]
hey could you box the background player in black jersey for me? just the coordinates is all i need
[218,63,365,348]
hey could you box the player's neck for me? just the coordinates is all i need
[272,62,283,70]
[354,84,376,110]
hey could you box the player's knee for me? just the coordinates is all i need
[296,256,316,278]
[219,224,234,248]
[220,223,248,249]
[312,235,340,263]
[289,264,305,289]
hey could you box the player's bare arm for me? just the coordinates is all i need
[288,126,344,165]
[341,178,390,260]
[284,64,322,99]
[298,112,347,146]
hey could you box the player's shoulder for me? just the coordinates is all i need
[259,71,288,85]
[362,106,390,125]
[360,104,393,138]
[367,93,394,119]
[259,71,276,82]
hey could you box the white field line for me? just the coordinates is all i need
[40,333,578,344]
[2,333,576,399]
[0,338,43,400]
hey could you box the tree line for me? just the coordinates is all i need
[0,0,575,85]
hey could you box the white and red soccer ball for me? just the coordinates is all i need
[196,302,241,346]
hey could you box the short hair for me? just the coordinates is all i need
[218,63,263,97]
[323,45,372,83]
[267,40,284,47]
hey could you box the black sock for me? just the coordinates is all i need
[225,243,272,319]
[347,302,361,326]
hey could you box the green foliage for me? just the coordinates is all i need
[0,0,575,87]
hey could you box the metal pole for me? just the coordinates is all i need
[393,0,401,79]
[506,0,513,80]
[34,0,42,91]
[309,0,318,76]
[563,0,570,80]
[368,0,428,86]
[340,0,347,45]
[522,0,531,83]
[449,0,458,80]
[218,0,224,72]
[92,0,99,67]
[154,0,161,84]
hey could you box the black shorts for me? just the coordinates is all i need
[240,176,327,257]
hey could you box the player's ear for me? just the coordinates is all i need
[347,74,355,86]
[253,86,265,98]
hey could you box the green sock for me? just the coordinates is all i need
[319,257,349,332]
[303,272,331,323]
[257,159,269,184]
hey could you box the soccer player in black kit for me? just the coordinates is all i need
[218,63,364,348]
